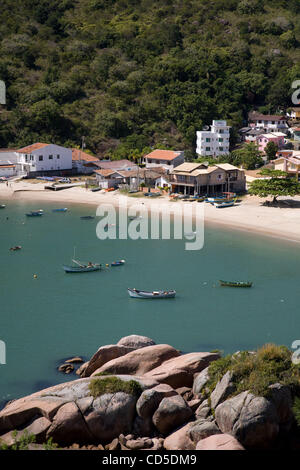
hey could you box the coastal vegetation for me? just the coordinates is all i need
[0,0,300,156]
[248,168,300,202]
[206,343,300,400]
[89,376,143,397]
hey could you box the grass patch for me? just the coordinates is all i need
[207,344,300,400]
[89,376,143,398]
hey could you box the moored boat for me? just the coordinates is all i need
[128,288,176,299]
[52,208,68,212]
[80,216,95,220]
[219,280,253,288]
[63,260,101,273]
[26,211,43,217]
[0,204,6,208]
[111,260,125,266]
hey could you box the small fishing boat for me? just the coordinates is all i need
[215,200,236,208]
[219,280,253,288]
[52,208,68,212]
[128,288,176,299]
[10,245,22,251]
[111,260,125,267]
[80,216,95,220]
[0,204,6,208]
[26,211,43,217]
[91,187,101,192]
[63,260,101,273]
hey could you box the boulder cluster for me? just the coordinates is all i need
[0,335,297,450]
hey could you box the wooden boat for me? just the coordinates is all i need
[80,216,95,220]
[26,211,43,217]
[0,204,6,208]
[215,199,236,208]
[111,260,125,266]
[219,280,253,288]
[63,259,101,273]
[10,245,22,251]
[52,208,67,212]
[91,187,101,192]
[128,288,176,299]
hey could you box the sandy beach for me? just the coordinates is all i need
[1,180,300,243]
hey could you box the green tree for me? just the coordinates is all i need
[248,169,300,203]
[231,143,264,170]
[265,141,279,160]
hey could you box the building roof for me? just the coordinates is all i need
[144,150,183,161]
[172,162,201,173]
[215,163,240,171]
[71,148,99,162]
[0,164,15,168]
[0,148,18,152]
[95,159,137,170]
[249,112,286,122]
[94,169,122,177]
[17,143,49,153]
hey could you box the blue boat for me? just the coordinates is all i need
[63,259,101,273]
[80,216,95,220]
[52,208,68,212]
[215,199,236,208]
[111,260,125,267]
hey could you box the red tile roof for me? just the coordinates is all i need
[17,143,49,153]
[0,164,15,168]
[144,150,183,161]
[71,148,99,162]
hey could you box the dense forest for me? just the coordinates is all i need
[0,0,300,159]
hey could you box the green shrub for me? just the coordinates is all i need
[89,376,143,398]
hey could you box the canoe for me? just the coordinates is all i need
[63,263,101,273]
[219,280,253,288]
[215,200,236,208]
[52,208,68,212]
[111,260,125,266]
[80,216,95,220]
[91,188,101,192]
[128,288,176,299]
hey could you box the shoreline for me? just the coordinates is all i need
[1,182,300,244]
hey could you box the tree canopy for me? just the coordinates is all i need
[0,0,299,157]
[248,169,300,201]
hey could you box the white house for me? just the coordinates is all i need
[142,150,184,171]
[196,120,230,158]
[248,112,289,133]
[0,149,19,177]
[17,143,72,177]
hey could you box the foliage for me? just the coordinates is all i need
[265,141,279,160]
[207,344,300,401]
[89,376,143,397]
[0,0,299,155]
[248,170,300,200]
[230,143,264,169]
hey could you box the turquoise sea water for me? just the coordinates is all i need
[1,198,300,407]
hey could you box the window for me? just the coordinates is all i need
[39,156,43,161]
[219,147,224,152]
[57,155,60,159]
[49,155,53,160]
[206,138,211,142]
[205,147,211,151]
[217,174,223,180]
[219,138,223,142]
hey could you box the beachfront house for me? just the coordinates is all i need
[0,148,18,177]
[196,120,231,158]
[142,150,184,171]
[94,159,138,172]
[17,143,72,178]
[94,169,125,189]
[248,112,289,134]
[256,133,286,154]
[169,162,245,196]
[71,148,99,175]
[274,151,300,180]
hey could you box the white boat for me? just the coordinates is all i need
[128,288,176,299]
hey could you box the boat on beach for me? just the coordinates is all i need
[128,288,176,299]
[219,280,253,288]
[214,199,236,208]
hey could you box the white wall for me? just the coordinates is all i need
[18,144,72,173]
[0,166,16,177]
[0,151,19,165]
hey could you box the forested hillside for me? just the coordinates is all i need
[0,0,300,158]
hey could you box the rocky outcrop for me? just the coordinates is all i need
[136,384,177,419]
[192,367,210,396]
[145,352,220,388]
[152,395,193,435]
[210,371,235,409]
[188,417,221,443]
[92,344,180,376]
[215,391,280,449]
[163,423,195,450]
[117,335,156,349]
[196,433,245,450]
